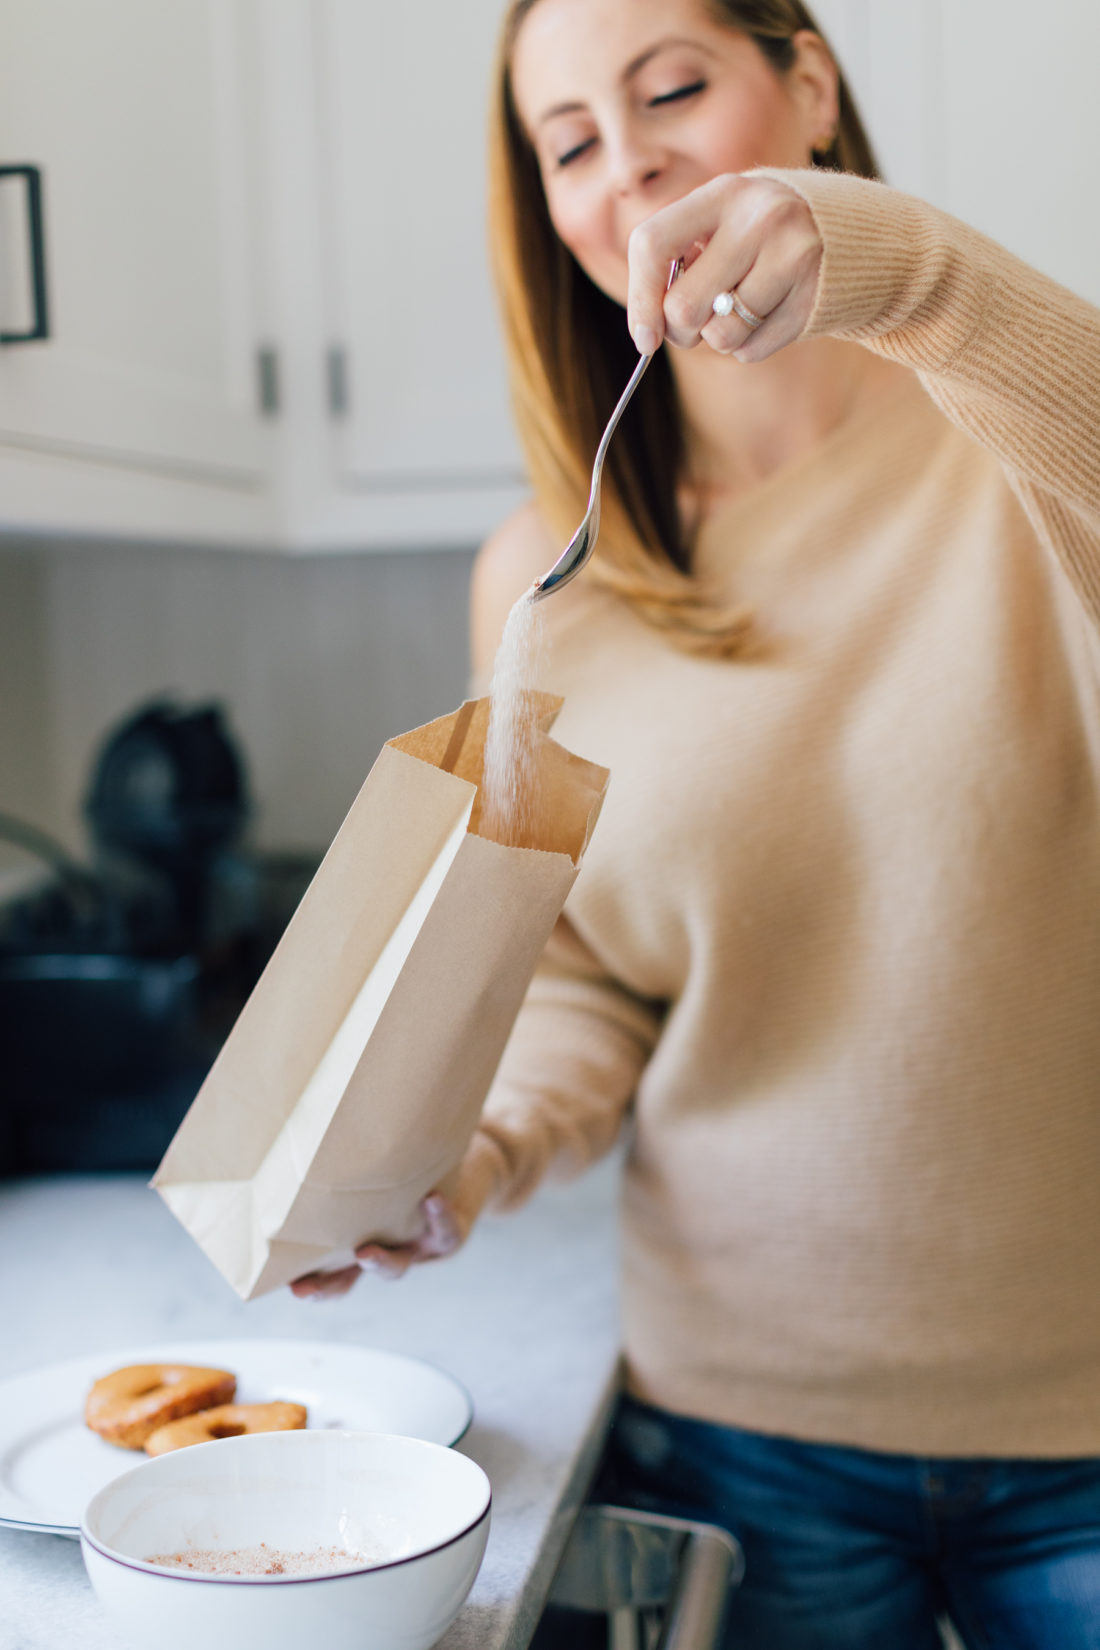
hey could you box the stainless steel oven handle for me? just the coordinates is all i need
[549,1504,744,1650]
[655,1526,741,1650]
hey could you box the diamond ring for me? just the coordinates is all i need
[712,290,763,329]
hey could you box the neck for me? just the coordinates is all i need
[668,336,906,516]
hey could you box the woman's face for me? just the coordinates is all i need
[510,0,835,305]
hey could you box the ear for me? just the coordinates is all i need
[787,30,841,151]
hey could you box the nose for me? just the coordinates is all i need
[605,124,666,197]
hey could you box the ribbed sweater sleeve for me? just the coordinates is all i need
[468,915,662,1214]
[762,168,1100,626]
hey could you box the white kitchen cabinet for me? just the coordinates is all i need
[938,0,1100,305]
[811,0,1100,305]
[307,0,525,546]
[1,2,1097,552]
[0,0,525,550]
[0,0,277,542]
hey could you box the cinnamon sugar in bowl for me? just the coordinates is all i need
[80,1430,490,1650]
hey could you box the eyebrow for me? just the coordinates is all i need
[535,35,718,126]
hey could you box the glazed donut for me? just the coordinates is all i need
[85,1365,237,1450]
[144,1401,308,1456]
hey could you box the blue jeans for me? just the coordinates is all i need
[599,1395,1100,1649]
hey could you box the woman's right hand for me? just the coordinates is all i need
[627,173,824,364]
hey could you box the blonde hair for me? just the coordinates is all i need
[488,0,880,656]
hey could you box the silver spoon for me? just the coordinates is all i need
[532,258,682,602]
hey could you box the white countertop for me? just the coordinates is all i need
[0,1160,622,1650]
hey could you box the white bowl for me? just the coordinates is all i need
[80,1429,491,1650]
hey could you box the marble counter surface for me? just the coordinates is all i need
[0,1160,622,1650]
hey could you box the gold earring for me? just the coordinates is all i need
[812,129,837,163]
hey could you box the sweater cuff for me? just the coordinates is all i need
[752,168,995,371]
[462,1125,508,1203]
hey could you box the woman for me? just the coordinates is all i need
[295,1,1100,1642]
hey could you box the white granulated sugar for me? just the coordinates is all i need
[481,587,546,847]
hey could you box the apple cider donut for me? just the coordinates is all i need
[85,1364,237,1450]
[144,1401,308,1456]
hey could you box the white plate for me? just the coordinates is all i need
[0,1338,472,1538]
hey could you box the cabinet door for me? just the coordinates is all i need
[311,0,527,547]
[810,0,1100,304]
[938,0,1100,305]
[0,0,273,533]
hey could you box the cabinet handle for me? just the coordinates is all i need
[256,346,279,416]
[0,164,49,344]
[327,346,349,418]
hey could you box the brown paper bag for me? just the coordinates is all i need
[151,693,608,1300]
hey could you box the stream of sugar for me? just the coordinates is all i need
[481,587,546,847]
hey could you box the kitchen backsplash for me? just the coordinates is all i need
[0,537,476,877]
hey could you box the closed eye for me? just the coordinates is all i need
[557,137,596,167]
[649,79,706,107]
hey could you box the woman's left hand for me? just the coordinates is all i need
[627,174,823,363]
[288,1130,501,1302]
[288,1191,463,1301]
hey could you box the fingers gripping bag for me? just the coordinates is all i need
[152,692,608,1299]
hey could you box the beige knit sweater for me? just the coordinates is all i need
[471,169,1100,1457]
